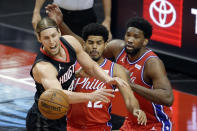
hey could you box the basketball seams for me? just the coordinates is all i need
[40,104,68,114]
[41,89,69,108]
[50,89,69,104]
[38,88,70,119]
[40,98,69,108]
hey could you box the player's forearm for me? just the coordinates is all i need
[102,0,111,23]
[131,83,173,106]
[63,90,91,104]
[91,63,112,83]
[118,86,140,113]
[59,22,85,45]
[127,95,140,112]
[59,22,74,36]
[33,0,46,13]
[83,61,111,83]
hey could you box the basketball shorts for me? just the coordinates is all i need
[120,119,174,131]
[26,103,67,131]
[67,124,112,131]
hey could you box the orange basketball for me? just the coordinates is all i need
[38,88,69,120]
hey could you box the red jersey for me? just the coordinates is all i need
[67,59,115,130]
[117,48,173,131]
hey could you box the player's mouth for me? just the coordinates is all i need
[90,51,99,56]
[50,45,57,51]
[125,43,134,50]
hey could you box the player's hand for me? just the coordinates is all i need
[75,67,90,78]
[45,4,63,25]
[106,77,129,89]
[89,87,115,103]
[133,109,147,126]
[32,12,41,30]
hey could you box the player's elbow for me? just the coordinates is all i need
[165,93,174,106]
[162,92,174,107]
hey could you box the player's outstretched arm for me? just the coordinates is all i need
[113,63,147,125]
[102,0,112,40]
[64,35,129,89]
[63,87,114,104]
[32,0,46,30]
[32,61,114,104]
[130,58,174,106]
[46,4,85,45]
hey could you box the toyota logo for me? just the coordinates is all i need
[149,0,176,27]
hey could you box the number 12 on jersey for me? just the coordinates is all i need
[87,101,103,108]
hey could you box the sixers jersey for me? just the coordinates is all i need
[67,59,115,129]
[30,37,76,103]
[117,48,173,130]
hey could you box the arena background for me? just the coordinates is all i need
[0,0,197,131]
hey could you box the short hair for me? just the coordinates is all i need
[82,23,108,42]
[126,17,153,39]
[36,17,58,36]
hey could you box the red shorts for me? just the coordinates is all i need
[120,119,174,131]
[67,124,112,131]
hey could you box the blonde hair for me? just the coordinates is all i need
[36,17,58,36]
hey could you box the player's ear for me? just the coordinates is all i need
[143,38,148,46]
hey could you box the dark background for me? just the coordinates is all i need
[0,0,197,130]
[111,0,197,77]
[0,0,196,95]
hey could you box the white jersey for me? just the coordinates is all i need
[53,0,94,11]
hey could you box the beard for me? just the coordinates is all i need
[125,46,140,56]
[92,56,100,62]
[89,49,101,62]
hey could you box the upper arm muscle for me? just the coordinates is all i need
[32,61,61,90]
[62,35,96,72]
[103,39,125,59]
[145,58,171,90]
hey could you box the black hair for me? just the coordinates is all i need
[126,17,153,39]
[82,23,108,42]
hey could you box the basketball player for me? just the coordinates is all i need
[46,5,174,130]
[66,23,147,131]
[103,17,174,131]
[26,17,128,131]
[32,0,112,39]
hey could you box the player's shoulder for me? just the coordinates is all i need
[61,35,81,51]
[62,35,76,41]
[146,56,162,66]
[105,39,125,58]
[33,61,55,74]
[108,39,125,48]
[142,49,159,65]
[145,56,165,74]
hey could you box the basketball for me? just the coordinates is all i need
[38,88,69,120]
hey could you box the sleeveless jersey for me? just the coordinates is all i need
[67,59,115,129]
[116,48,173,130]
[30,37,76,104]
